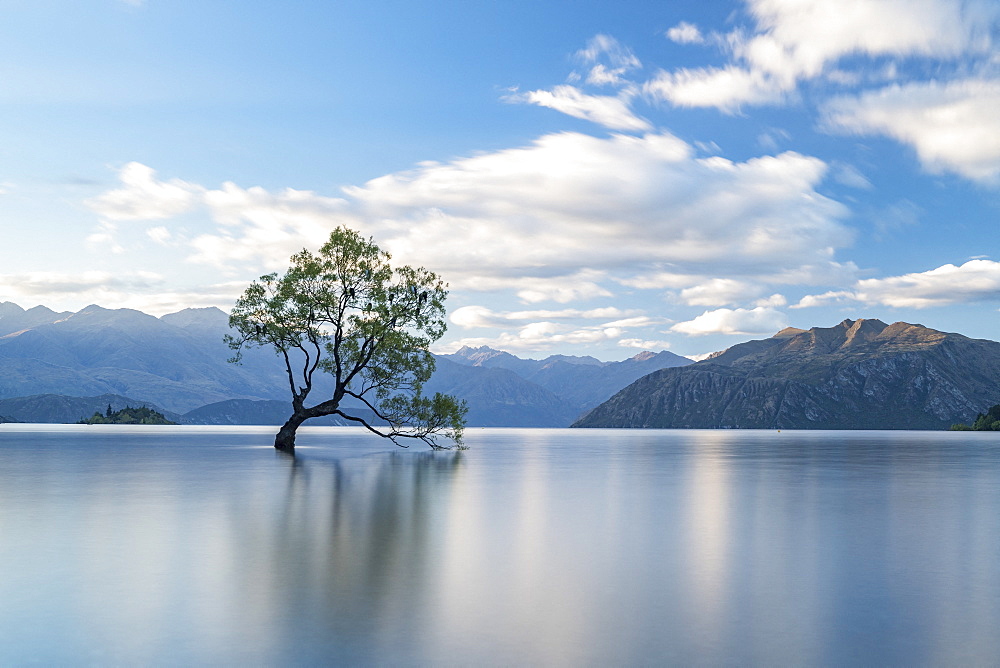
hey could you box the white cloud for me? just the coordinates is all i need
[645,65,788,112]
[670,306,789,336]
[616,271,701,290]
[577,34,641,69]
[509,85,651,131]
[618,338,673,350]
[795,259,1000,309]
[824,78,1000,184]
[440,322,629,354]
[575,34,642,86]
[88,131,851,314]
[647,0,999,112]
[85,222,124,254]
[191,183,348,269]
[513,272,614,304]
[853,259,1000,307]
[743,0,989,77]
[146,226,173,245]
[86,162,203,220]
[585,65,629,87]
[755,293,787,307]
[666,22,705,45]
[599,315,668,329]
[791,290,855,308]
[679,278,764,306]
[442,304,669,354]
[450,304,641,329]
[342,132,850,291]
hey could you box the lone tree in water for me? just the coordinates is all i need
[226,226,467,453]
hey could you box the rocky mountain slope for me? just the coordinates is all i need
[574,319,1000,430]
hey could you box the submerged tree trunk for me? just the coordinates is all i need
[274,411,310,452]
[274,400,341,452]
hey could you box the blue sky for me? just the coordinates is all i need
[1,0,999,359]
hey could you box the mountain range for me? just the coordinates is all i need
[0,301,690,426]
[575,319,1000,430]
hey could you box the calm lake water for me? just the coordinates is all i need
[1,425,998,666]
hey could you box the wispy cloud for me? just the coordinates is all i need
[507,85,651,132]
[575,34,642,86]
[666,22,705,45]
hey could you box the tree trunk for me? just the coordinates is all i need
[274,411,309,452]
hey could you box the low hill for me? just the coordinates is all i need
[181,399,352,426]
[574,319,1000,430]
[0,393,182,425]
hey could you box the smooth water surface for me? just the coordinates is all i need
[1,425,999,665]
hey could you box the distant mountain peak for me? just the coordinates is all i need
[160,306,230,330]
[447,345,515,367]
[773,327,806,338]
[541,354,604,367]
[842,318,888,347]
[455,345,500,355]
[0,301,25,316]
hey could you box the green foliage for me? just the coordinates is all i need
[79,405,177,425]
[226,226,467,450]
[951,403,1000,431]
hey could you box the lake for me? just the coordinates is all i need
[1,425,998,665]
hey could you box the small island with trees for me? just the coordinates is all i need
[79,405,178,425]
[950,404,1000,431]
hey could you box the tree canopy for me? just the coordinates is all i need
[951,403,1000,431]
[226,226,467,452]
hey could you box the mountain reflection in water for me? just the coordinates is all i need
[0,425,998,665]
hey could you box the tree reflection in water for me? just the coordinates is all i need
[235,449,467,662]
